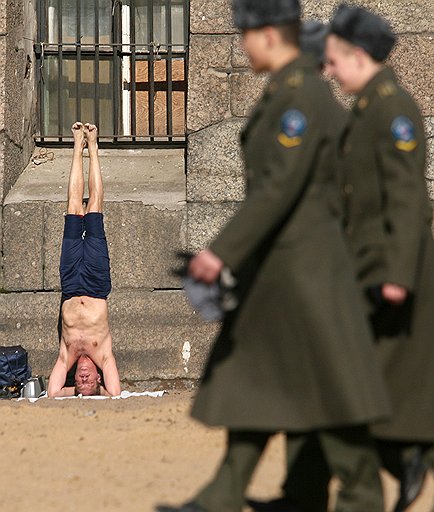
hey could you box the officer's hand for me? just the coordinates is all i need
[189,249,224,284]
[382,283,408,305]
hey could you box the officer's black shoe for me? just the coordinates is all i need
[155,502,207,512]
[247,497,303,512]
[394,450,428,512]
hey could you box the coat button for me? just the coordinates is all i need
[343,184,354,195]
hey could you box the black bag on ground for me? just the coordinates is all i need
[0,346,32,398]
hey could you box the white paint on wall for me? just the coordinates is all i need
[182,341,191,373]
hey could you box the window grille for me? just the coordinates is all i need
[35,0,189,147]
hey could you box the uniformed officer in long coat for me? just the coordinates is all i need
[157,1,391,511]
[328,5,434,509]
[269,5,434,512]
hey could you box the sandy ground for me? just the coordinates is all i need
[1,390,433,512]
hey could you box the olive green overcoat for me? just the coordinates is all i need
[191,56,390,432]
[338,67,434,442]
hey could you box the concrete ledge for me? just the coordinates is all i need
[0,289,218,381]
[4,148,185,206]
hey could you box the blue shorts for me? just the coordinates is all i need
[60,213,112,300]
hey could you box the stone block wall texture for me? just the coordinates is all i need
[0,0,37,288]
[0,197,220,380]
[187,0,434,237]
[0,290,219,381]
[1,201,185,292]
[0,0,36,201]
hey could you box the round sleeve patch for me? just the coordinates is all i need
[278,109,307,148]
[391,116,417,152]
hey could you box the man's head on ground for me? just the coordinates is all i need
[74,355,101,396]
[232,0,301,73]
[325,3,396,94]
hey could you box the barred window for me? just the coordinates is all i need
[36,0,189,146]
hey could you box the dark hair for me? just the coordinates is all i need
[275,21,301,46]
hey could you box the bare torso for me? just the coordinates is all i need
[48,296,120,397]
[61,296,112,370]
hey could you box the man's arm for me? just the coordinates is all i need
[209,101,323,275]
[47,344,75,397]
[377,102,428,293]
[101,353,121,396]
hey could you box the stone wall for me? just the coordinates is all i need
[0,0,36,201]
[0,0,37,289]
[186,0,434,251]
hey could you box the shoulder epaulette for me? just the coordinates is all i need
[377,81,397,98]
[287,70,304,88]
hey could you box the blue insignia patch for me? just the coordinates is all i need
[278,109,307,148]
[391,116,418,152]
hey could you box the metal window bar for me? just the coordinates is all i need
[35,0,189,148]
[94,0,100,130]
[166,0,173,142]
[36,0,45,142]
[148,0,155,142]
[112,0,122,143]
[57,0,63,141]
[76,0,82,124]
[130,0,137,140]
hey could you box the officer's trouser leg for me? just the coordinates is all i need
[423,443,434,471]
[282,433,330,512]
[319,426,384,512]
[195,430,271,512]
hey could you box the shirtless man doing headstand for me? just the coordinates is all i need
[48,122,121,397]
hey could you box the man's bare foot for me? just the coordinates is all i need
[72,122,86,150]
[84,123,98,151]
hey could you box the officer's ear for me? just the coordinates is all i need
[263,25,280,49]
[353,45,369,68]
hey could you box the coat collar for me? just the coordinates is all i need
[265,53,317,97]
[353,66,397,114]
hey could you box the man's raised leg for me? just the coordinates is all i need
[84,123,103,213]
[67,122,86,215]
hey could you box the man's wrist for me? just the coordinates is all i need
[87,145,99,156]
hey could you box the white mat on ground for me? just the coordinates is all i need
[18,390,166,403]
